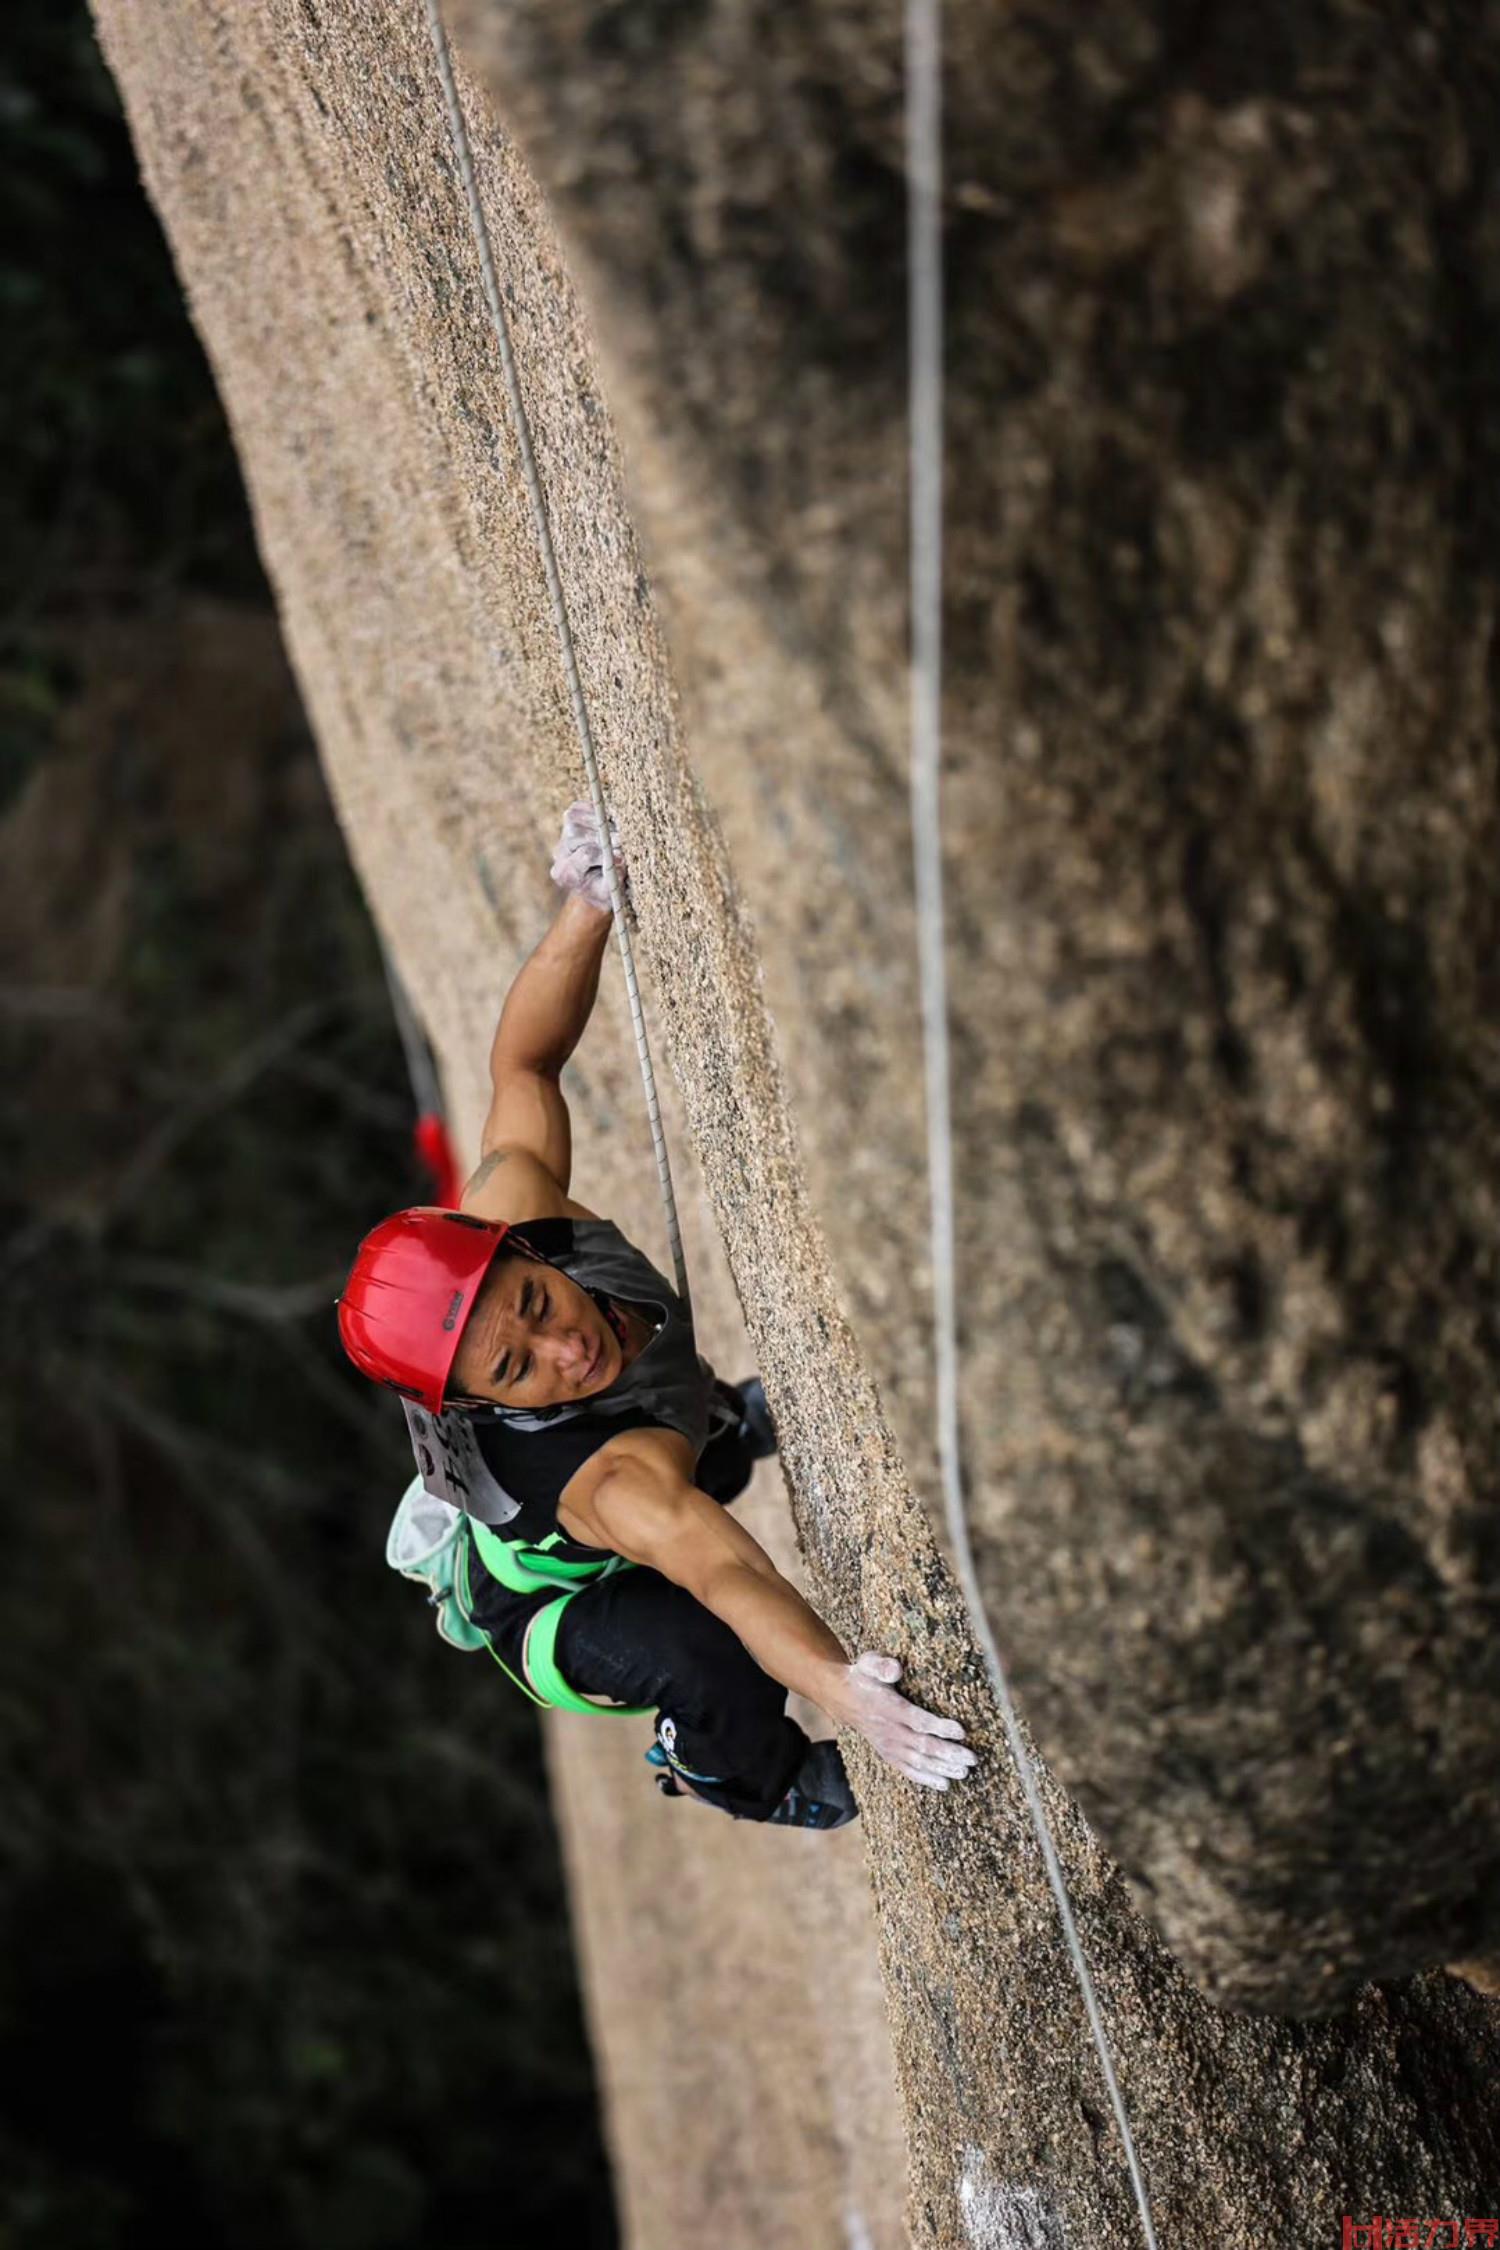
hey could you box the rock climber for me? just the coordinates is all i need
[338,802,978,1828]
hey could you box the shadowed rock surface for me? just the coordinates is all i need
[93,0,1500,2241]
[461,0,1500,2015]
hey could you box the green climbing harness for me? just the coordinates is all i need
[386,1478,654,1718]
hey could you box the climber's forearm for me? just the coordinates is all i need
[490,891,612,1081]
[700,1559,852,1715]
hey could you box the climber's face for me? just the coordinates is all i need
[450,1246,620,1409]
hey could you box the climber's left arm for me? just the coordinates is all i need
[574,1435,979,1791]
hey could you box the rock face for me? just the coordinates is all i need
[462,0,1500,2012]
[93,1,1500,2243]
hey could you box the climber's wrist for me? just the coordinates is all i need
[557,886,612,926]
[815,1657,867,1726]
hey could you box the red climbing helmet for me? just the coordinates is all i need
[337,1206,513,1414]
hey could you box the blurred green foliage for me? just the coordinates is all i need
[0,5,616,2244]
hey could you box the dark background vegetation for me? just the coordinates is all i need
[0,7,615,2243]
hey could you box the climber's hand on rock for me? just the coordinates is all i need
[830,1652,978,1791]
[550,798,626,915]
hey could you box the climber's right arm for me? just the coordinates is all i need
[464,890,611,1194]
[458,796,620,1206]
[462,803,623,1213]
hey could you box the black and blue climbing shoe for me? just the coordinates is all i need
[767,1738,859,1830]
[646,1736,857,1828]
[645,1740,733,1811]
[734,1376,779,1461]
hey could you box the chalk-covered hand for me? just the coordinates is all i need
[550,798,626,914]
[827,1651,978,1791]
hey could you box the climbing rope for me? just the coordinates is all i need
[903,4,1160,2241]
[420,0,691,1317]
[378,939,462,1207]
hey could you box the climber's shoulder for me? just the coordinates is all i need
[459,1144,600,1227]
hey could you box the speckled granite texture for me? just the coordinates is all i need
[94,1,1500,2241]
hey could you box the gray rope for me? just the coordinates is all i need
[420,0,691,1316]
[903,5,1159,2242]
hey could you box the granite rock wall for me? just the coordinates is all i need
[93,2,1500,2239]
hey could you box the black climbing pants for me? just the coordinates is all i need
[465,1391,811,1822]
[552,1567,810,1820]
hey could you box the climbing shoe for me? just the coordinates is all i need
[645,1740,733,1811]
[767,1738,859,1830]
[734,1376,779,1461]
[646,1736,857,1828]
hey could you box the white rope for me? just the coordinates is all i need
[420,0,691,1316]
[903,6,1160,2242]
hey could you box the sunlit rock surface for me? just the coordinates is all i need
[94,0,1500,2239]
